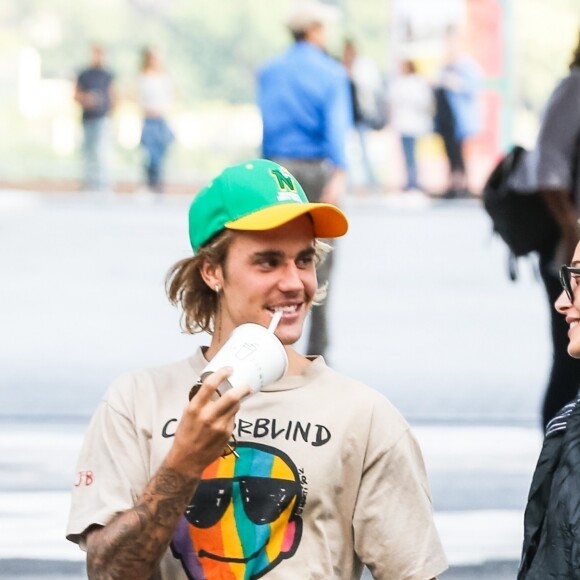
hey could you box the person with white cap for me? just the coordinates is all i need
[66,159,447,579]
[257,0,353,360]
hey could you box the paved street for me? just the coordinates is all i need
[0,189,552,578]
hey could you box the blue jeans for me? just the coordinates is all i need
[82,117,112,191]
[140,118,174,191]
[354,123,377,187]
[401,134,418,190]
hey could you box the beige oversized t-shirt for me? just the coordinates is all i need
[67,348,448,579]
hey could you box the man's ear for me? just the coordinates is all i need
[199,260,224,292]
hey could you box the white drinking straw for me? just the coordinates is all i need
[268,308,283,333]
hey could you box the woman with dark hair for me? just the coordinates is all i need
[518,29,580,580]
[138,47,174,194]
[519,240,580,579]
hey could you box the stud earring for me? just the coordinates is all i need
[214,285,222,342]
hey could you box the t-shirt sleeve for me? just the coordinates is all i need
[353,404,448,579]
[66,374,150,547]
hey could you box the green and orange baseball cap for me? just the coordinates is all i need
[188,159,348,253]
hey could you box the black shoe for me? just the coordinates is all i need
[441,187,474,199]
[441,188,459,199]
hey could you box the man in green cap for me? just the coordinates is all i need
[66,159,447,579]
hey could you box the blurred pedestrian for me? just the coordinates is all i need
[388,59,433,192]
[433,29,483,199]
[510,30,580,429]
[74,44,115,193]
[341,37,385,194]
[66,158,448,579]
[519,240,580,578]
[138,47,175,194]
[257,0,353,359]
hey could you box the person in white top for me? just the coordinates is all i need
[138,47,174,193]
[388,59,433,192]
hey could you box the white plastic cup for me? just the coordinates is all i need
[200,323,288,397]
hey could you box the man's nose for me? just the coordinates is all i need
[278,263,303,291]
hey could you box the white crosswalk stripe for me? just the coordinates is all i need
[0,423,543,565]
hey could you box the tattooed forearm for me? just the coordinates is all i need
[86,462,199,579]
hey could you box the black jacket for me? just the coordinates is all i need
[519,398,580,579]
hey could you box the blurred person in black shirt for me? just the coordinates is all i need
[75,44,115,193]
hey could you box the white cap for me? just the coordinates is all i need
[285,0,341,33]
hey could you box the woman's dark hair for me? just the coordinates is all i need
[570,29,580,70]
[291,30,307,42]
[402,59,416,75]
[141,47,155,71]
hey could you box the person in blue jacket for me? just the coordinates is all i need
[434,29,483,199]
[257,0,353,360]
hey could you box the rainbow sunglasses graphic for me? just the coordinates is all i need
[171,442,304,579]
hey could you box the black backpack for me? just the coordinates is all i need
[482,145,560,279]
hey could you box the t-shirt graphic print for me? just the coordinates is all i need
[171,442,304,579]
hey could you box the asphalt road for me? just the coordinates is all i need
[0,558,520,579]
[0,190,551,423]
[1,189,550,579]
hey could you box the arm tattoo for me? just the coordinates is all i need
[87,463,199,579]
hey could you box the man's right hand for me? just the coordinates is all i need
[85,368,252,578]
[165,367,252,479]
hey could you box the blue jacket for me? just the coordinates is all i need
[258,41,353,168]
[437,56,483,140]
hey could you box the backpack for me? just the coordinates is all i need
[361,86,388,131]
[482,145,560,280]
[354,78,388,131]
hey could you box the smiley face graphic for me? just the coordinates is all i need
[171,443,304,579]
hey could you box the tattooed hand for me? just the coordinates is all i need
[166,366,251,479]
[85,367,252,579]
